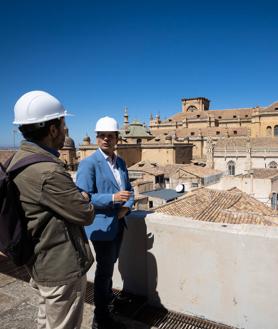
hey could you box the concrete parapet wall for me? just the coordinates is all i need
[87,211,278,329]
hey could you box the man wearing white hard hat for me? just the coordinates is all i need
[9,90,95,329]
[77,116,134,329]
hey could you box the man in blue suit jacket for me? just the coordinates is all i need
[76,116,134,329]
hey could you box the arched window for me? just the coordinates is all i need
[227,161,235,175]
[136,138,142,144]
[187,106,198,112]
[266,126,272,136]
[274,125,278,136]
[268,161,278,169]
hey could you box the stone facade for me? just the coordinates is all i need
[212,137,278,175]
[150,97,278,160]
[77,97,278,169]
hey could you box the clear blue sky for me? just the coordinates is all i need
[0,0,277,147]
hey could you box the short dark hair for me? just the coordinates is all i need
[19,118,62,142]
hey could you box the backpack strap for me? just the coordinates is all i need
[7,154,57,175]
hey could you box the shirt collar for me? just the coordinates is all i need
[98,147,116,164]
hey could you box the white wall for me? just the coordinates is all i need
[87,211,278,329]
[210,176,273,206]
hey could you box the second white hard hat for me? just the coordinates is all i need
[13,90,72,125]
[95,116,119,132]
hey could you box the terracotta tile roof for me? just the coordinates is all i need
[161,164,185,177]
[258,101,278,113]
[240,168,278,179]
[130,163,222,179]
[174,164,222,178]
[252,137,278,148]
[154,187,278,226]
[165,108,254,123]
[208,108,254,119]
[150,127,249,139]
[144,134,170,143]
[215,210,277,225]
[128,161,164,176]
[215,137,278,150]
[0,150,16,165]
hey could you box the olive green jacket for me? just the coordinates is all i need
[8,141,94,286]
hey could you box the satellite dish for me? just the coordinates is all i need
[175,184,184,193]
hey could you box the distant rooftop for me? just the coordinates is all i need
[215,137,278,150]
[238,168,278,180]
[155,187,278,226]
[129,161,222,179]
[121,120,152,138]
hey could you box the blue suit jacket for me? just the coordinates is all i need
[76,149,134,241]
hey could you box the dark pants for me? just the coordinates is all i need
[92,230,123,321]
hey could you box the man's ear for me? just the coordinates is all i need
[49,124,58,139]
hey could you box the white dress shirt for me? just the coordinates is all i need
[98,148,124,190]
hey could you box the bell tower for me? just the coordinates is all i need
[181,97,210,113]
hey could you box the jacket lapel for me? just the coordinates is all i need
[117,158,126,189]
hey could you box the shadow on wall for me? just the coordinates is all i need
[118,211,163,307]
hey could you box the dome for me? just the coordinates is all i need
[82,134,91,145]
[63,136,75,148]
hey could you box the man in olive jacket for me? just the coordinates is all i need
[10,90,95,329]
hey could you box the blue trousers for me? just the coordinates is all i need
[92,230,123,321]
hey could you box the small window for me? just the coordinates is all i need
[216,131,220,135]
[233,115,237,118]
[274,125,278,136]
[266,126,272,136]
[191,132,195,136]
[233,131,237,135]
[155,175,163,184]
[197,115,200,118]
[136,139,142,144]
[227,161,235,175]
[218,116,222,119]
[268,161,278,169]
[245,115,248,118]
[149,201,153,208]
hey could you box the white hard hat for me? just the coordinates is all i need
[13,90,72,125]
[95,116,119,132]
